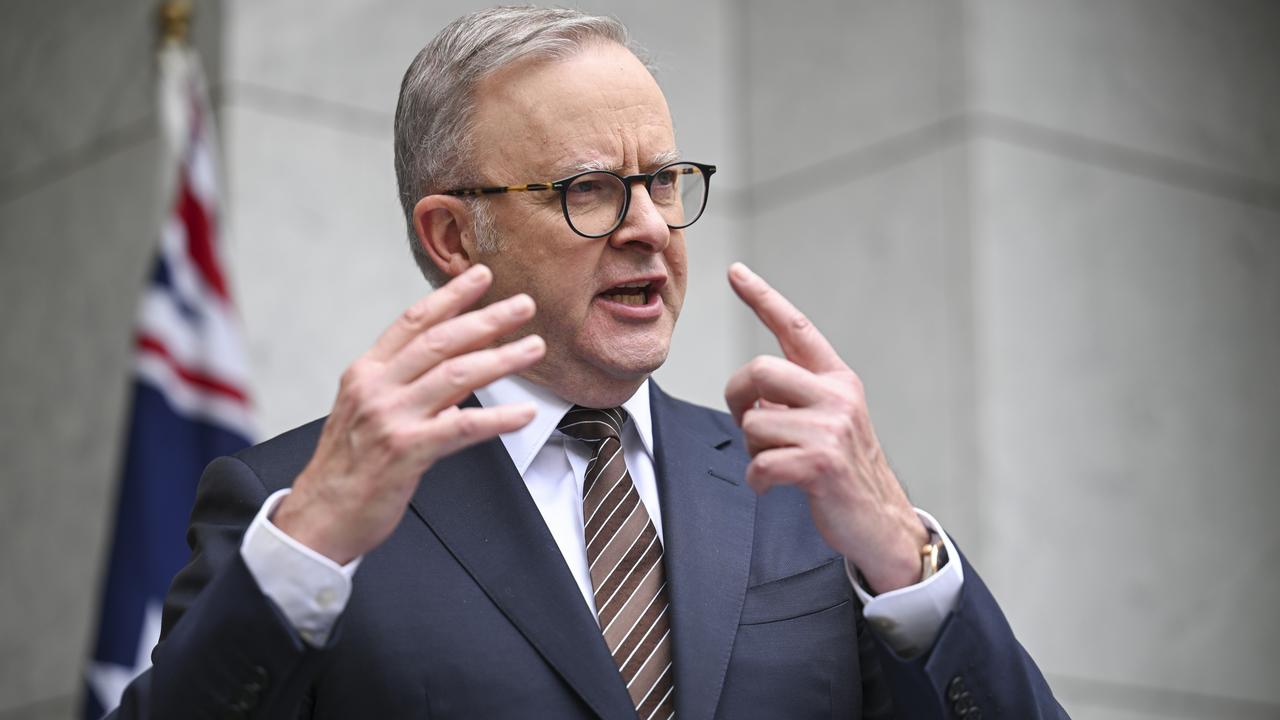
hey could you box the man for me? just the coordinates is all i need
[114,7,1065,719]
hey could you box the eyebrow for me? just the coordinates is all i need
[566,149,683,175]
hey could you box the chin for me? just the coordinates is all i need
[601,350,668,381]
[594,324,673,376]
[540,342,668,408]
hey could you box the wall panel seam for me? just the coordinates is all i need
[730,112,1280,216]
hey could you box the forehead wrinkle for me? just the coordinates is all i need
[574,148,680,172]
[554,146,680,177]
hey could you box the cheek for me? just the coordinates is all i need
[665,242,690,307]
[524,258,599,335]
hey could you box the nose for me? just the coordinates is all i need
[608,182,671,253]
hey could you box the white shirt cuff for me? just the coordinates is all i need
[240,488,362,646]
[846,508,964,659]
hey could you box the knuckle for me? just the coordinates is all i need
[813,413,852,441]
[453,411,481,438]
[420,326,452,356]
[477,314,503,339]
[844,379,866,406]
[340,371,381,410]
[340,360,372,392]
[352,394,394,430]
[811,447,843,477]
[789,311,812,333]
[753,453,776,475]
[830,416,856,445]
[832,383,864,416]
[400,300,429,328]
[846,371,865,394]
[832,394,856,418]
[384,426,420,456]
[747,355,773,379]
[439,359,471,389]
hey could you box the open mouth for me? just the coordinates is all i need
[599,280,654,306]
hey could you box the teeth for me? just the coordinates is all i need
[615,281,650,288]
[603,293,647,306]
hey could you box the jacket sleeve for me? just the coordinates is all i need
[109,455,329,719]
[861,551,1070,719]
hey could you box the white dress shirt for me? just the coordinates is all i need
[239,375,963,657]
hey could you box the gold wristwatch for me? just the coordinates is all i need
[919,534,946,581]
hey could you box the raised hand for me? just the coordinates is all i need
[724,263,928,594]
[274,265,545,564]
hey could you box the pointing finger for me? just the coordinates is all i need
[728,262,844,374]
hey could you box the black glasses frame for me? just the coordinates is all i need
[444,161,717,239]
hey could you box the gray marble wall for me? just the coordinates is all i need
[738,2,1280,719]
[967,3,1280,717]
[1,1,1276,719]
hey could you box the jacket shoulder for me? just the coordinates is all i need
[231,416,328,492]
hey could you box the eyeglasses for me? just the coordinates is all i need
[444,161,717,239]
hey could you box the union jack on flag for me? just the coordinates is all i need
[83,36,254,719]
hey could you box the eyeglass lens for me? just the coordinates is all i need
[563,163,708,237]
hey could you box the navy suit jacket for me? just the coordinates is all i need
[113,383,1066,719]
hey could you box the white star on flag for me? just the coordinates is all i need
[86,601,163,713]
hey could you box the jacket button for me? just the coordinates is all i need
[948,675,967,701]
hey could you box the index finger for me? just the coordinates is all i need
[727,262,844,373]
[368,264,493,362]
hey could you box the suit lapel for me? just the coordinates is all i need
[650,384,756,720]
[408,396,635,720]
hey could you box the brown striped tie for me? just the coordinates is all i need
[558,406,675,720]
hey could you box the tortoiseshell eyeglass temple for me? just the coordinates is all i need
[444,182,556,196]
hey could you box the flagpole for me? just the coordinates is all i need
[159,0,192,45]
[83,2,254,716]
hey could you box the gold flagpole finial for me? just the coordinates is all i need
[159,0,193,45]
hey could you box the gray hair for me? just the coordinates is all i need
[393,6,653,286]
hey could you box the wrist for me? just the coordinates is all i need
[273,486,360,566]
[860,518,930,594]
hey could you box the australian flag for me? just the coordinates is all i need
[83,36,254,719]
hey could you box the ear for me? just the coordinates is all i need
[412,194,478,280]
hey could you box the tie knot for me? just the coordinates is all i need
[558,405,627,443]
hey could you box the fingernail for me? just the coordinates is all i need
[521,334,545,354]
[467,264,490,283]
[508,293,534,315]
[730,262,755,281]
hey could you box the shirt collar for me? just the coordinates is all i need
[473,375,654,476]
